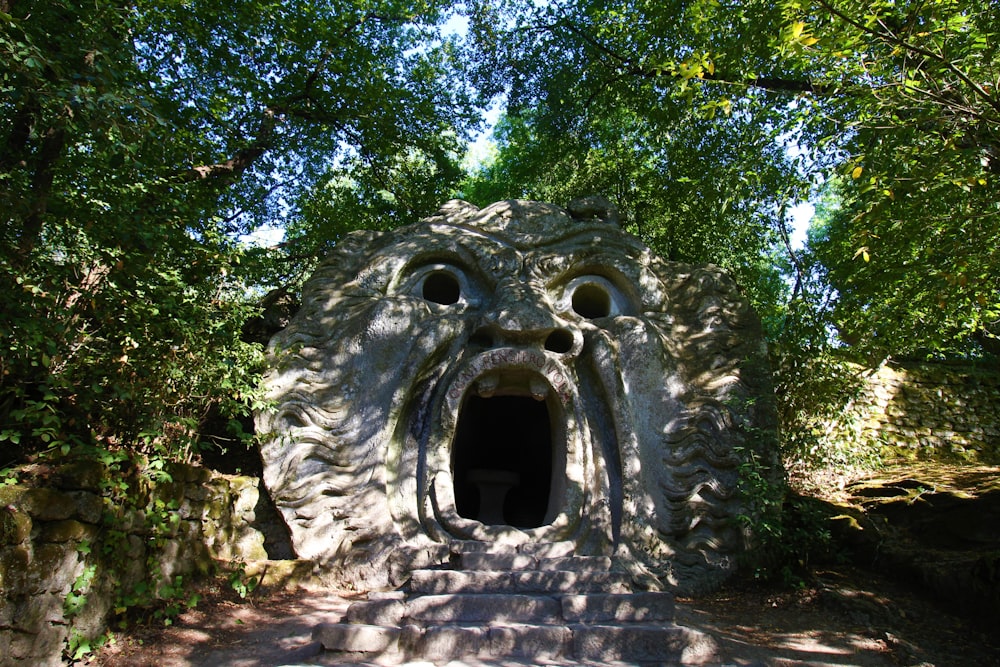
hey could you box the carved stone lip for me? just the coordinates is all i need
[442,347,574,413]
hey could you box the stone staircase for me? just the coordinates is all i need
[312,541,716,665]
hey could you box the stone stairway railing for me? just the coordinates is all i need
[313,541,716,664]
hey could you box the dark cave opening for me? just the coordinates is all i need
[451,394,559,528]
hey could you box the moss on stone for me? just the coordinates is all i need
[0,506,31,545]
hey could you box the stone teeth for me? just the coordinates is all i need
[477,374,499,398]
[529,377,549,401]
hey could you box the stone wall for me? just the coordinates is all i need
[848,361,1000,462]
[0,460,292,667]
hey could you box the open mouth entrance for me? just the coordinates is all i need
[451,392,560,528]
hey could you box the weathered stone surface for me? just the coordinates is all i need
[518,540,576,558]
[51,460,105,492]
[409,569,630,594]
[458,552,536,571]
[4,624,66,667]
[26,543,83,595]
[412,625,483,661]
[488,623,571,659]
[0,545,30,591]
[828,361,1000,463]
[37,519,96,544]
[537,555,611,571]
[511,570,628,593]
[0,464,281,667]
[258,198,779,593]
[571,623,714,662]
[66,492,104,524]
[561,591,676,622]
[19,488,77,521]
[410,569,509,594]
[0,506,31,545]
[406,593,560,623]
[313,623,401,653]
[345,599,406,625]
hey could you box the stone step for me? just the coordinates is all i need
[561,591,676,623]
[409,624,484,662]
[409,568,631,595]
[447,540,578,559]
[314,621,713,663]
[312,623,402,654]
[344,598,406,626]
[517,540,578,558]
[344,590,675,628]
[406,593,562,624]
[407,623,577,662]
[485,623,573,660]
[458,551,537,571]
[539,555,613,571]
[571,623,716,662]
[457,551,612,572]
[313,539,695,664]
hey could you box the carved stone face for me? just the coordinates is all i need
[258,199,778,593]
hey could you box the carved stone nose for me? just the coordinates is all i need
[476,284,581,355]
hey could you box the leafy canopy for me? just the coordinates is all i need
[465,0,999,360]
[3,0,997,478]
[0,0,480,465]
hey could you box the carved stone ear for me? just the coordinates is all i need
[567,195,621,226]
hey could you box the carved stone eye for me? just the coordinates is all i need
[422,270,461,305]
[401,262,481,307]
[572,282,612,319]
[562,275,631,319]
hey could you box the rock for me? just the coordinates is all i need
[0,506,31,545]
[257,199,779,594]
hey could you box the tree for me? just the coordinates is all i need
[468,0,999,360]
[797,0,1000,359]
[0,0,480,465]
[461,106,796,325]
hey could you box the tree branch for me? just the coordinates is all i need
[815,0,1000,117]
[17,126,65,258]
[542,18,842,97]
[177,108,278,183]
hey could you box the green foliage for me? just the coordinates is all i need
[460,105,796,319]
[778,0,1000,361]
[64,561,97,619]
[736,401,841,584]
[228,560,261,600]
[751,494,839,586]
[53,457,208,661]
[1,0,480,468]
[465,0,999,480]
[67,628,111,664]
[474,0,998,362]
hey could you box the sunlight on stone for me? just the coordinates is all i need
[257,198,780,594]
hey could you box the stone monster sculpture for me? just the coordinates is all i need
[257,198,780,593]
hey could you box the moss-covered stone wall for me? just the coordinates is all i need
[851,362,1000,462]
[0,461,290,666]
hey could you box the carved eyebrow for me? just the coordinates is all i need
[530,250,642,283]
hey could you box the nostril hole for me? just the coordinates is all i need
[544,329,575,354]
